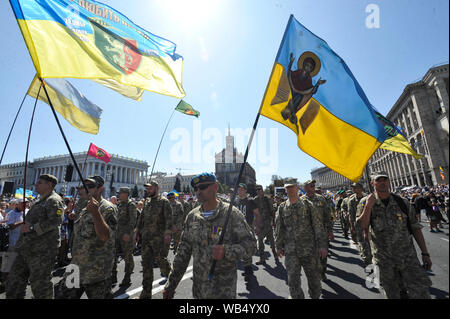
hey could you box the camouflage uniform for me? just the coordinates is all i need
[302,194,332,280]
[254,195,276,258]
[348,193,372,265]
[6,191,64,299]
[55,198,118,299]
[170,200,185,253]
[275,197,327,299]
[338,197,350,238]
[137,195,172,298]
[181,201,192,221]
[165,200,256,299]
[112,199,137,278]
[356,193,432,299]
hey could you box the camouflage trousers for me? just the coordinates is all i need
[257,225,275,256]
[243,228,257,267]
[5,249,56,299]
[377,254,431,299]
[339,213,349,236]
[112,235,135,275]
[285,253,322,299]
[141,240,172,297]
[318,240,329,277]
[54,275,113,299]
[172,229,182,254]
[355,227,372,265]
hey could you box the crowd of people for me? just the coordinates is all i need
[0,171,447,299]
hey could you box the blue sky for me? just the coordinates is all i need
[0,0,448,188]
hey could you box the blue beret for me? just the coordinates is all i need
[191,172,217,187]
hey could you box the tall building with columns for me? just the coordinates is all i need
[368,63,449,189]
[0,151,149,198]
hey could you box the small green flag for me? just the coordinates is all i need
[175,100,200,117]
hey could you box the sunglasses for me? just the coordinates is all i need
[256,188,263,191]
[194,183,214,192]
[85,183,97,189]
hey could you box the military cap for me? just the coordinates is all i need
[84,175,105,187]
[191,172,216,188]
[303,179,316,186]
[144,180,158,187]
[371,171,389,181]
[284,179,298,188]
[118,187,130,194]
[238,183,247,189]
[167,191,175,198]
[351,182,363,189]
[39,174,58,185]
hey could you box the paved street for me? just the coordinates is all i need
[1,219,448,300]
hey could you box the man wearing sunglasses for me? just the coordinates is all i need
[55,175,118,299]
[163,173,256,299]
[135,180,173,299]
[5,174,64,299]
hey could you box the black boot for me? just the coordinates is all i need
[119,273,131,286]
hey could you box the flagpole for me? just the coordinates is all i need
[39,78,89,194]
[148,106,177,181]
[208,16,294,280]
[22,83,42,222]
[0,87,31,166]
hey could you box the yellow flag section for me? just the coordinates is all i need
[93,79,144,101]
[28,76,102,135]
[260,16,387,182]
[10,0,185,99]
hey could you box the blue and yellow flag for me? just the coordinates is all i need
[28,75,103,134]
[260,16,386,182]
[10,0,185,98]
[375,111,423,159]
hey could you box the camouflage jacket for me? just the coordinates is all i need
[15,191,64,254]
[348,193,365,223]
[356,192,422,265]
[137,195,172,244]
[254,195,274,229]
[341,197,350,213]
[181,201,192,222]
[275,196,327,257]
[165,200,256,299]
[301,194,333,233]
[170,201,185,230]
[71,198,118,285]
[117,199,137,236]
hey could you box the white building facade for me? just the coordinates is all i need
[1,152,149,198]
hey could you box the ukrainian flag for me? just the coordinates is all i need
[10,0,185,99]
[28,75,103,134]
[375,111,423,159]
[261,16,386,182]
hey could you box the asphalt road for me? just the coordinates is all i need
[1,219,448,299]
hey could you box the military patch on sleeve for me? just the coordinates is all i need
[56,209,63,216]
[106,206,115,213]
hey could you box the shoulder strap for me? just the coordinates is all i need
[391,193,412,234]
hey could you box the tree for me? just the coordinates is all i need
[173,177,182,192]
[131,185,139,198]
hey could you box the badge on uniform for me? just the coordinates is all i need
[211,226,222,240]
[397,212,403,221]
[56,209,63,216]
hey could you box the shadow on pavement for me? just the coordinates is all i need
[238,273,284,299]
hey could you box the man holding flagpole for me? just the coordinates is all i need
[6,174,64,299]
